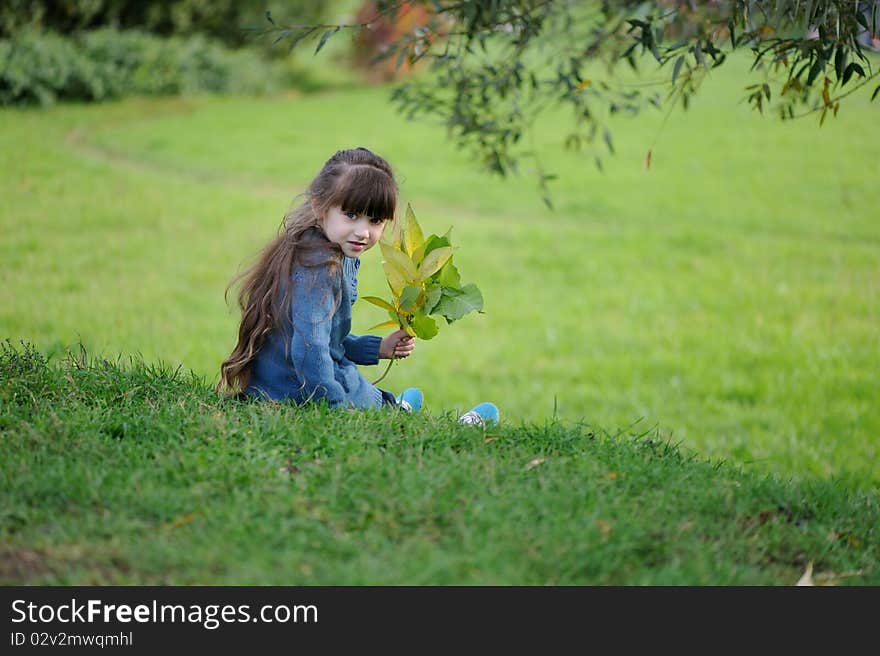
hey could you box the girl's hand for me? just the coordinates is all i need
[379,329,416,360]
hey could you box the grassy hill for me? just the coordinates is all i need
[2,341,877,585]
[1,52,878,488]
[1,47,878,584]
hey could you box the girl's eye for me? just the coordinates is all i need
[345,212,358,220]
[370,217,384,225]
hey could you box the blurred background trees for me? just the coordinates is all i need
[3,1,877,194]
[0,0,328,105]
[298,1,880,188]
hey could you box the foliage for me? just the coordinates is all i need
[0,28,293,106]
[265,0,880,201]
[1,340,878,584]
[362,204,483,341]
[0,0,327,49]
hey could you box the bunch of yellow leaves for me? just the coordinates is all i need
[362,203,483,341]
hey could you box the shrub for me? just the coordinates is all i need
[0,28,293,106]
[0,1,327,49]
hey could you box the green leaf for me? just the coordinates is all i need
[872,84,880,102]
[361,296,396,312]
[419,246,454,281]
[433,284,483,323]
[603,129,615,155]
[380,242,420,285]
[411,243,427,267]
[834,46,845,82]
[422,233,452,257]
[424,285,443,314]
[382,217,403,250]
[404,204,425,259]
[438,261,461,288]
[807,56,823,87]
[410,312,439,340]
[399,285,423,313]
[368,319,401,332]
[382,259,407,297]
[315,27,339,55]
[672,55,685,85]
[693,43,707,70]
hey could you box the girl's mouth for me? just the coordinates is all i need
[348,242,366,251]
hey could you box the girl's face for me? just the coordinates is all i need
[321,205,387,258]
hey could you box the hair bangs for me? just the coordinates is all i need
[332,165,397,221]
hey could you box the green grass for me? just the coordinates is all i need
[2,49,877,488]
[0,50,878,583]
[2,342,877,585]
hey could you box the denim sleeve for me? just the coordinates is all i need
[290,265,347,405]
[342,334,381,365]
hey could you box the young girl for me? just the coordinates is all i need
[218,147,498,425]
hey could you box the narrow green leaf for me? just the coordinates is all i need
[842,61,856,87]
[419,246,454,281]
[804,0,816,25]
[361,296,396,312]
[404,204,425,258]
[368,320,402,332]
[396,45,408,71]
[834,46,845,81]
[603,129,615,155]
[315,27,339,55]
[807,56,823,86]
[871,84,880,102]
[411,243,427,267]
[672,55,685,86]
[694,43,707,70]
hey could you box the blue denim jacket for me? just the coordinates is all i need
[246,256,384,408]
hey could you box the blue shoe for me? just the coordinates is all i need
[396,387,423,413]
[458,402,499,427]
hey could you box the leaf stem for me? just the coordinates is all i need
[372,359,394,385]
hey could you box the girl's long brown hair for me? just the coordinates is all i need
[217,147,398,396]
